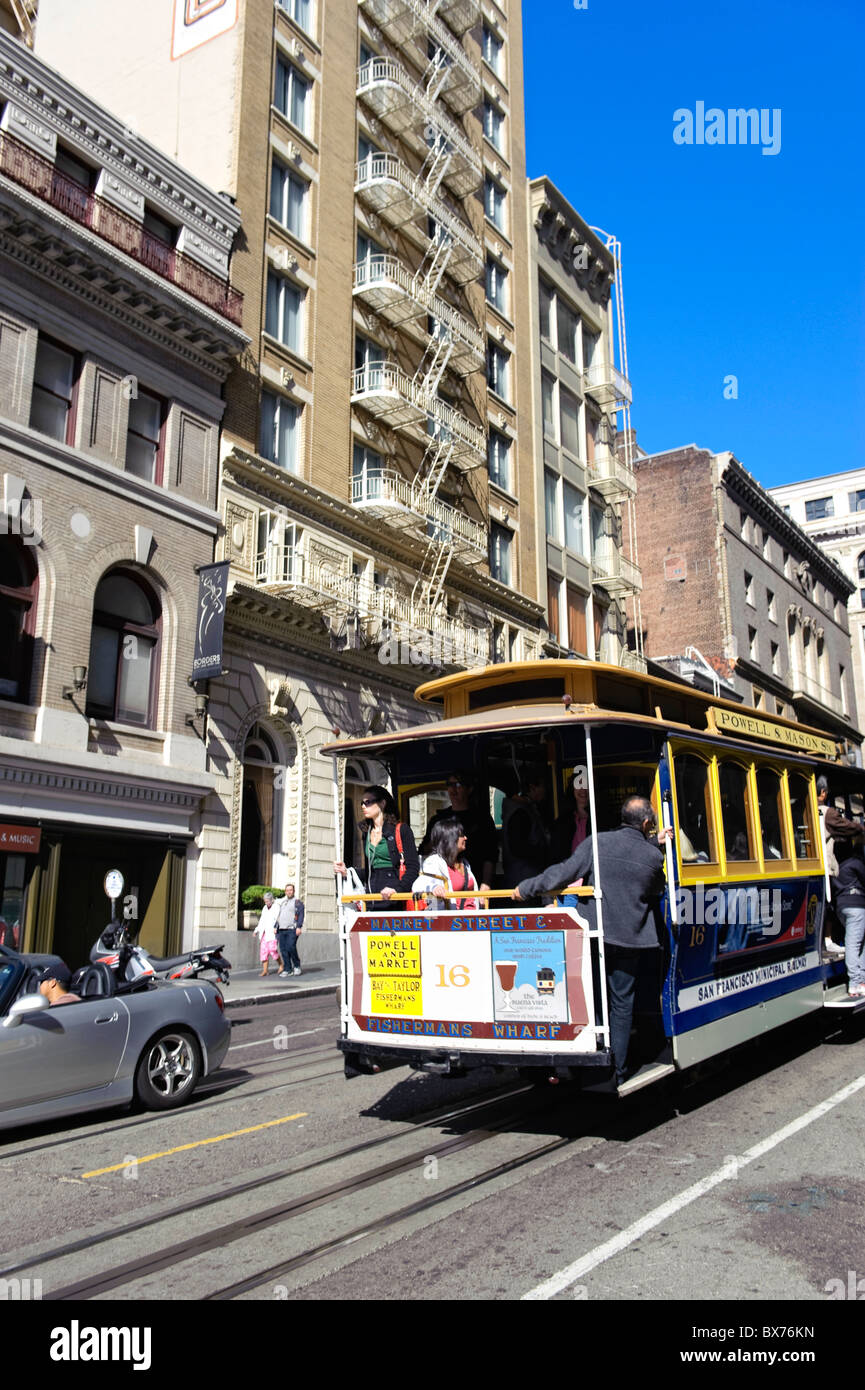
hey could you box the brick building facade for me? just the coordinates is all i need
[630,444,860,754]
[34,0,549,958]
[0,32,245,961]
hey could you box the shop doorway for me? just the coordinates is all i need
[52,834,185,967]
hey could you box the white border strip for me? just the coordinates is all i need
[522,1071,865,1300]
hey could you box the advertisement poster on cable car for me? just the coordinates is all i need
[490,933,569,1023]
[345,910,595,1053]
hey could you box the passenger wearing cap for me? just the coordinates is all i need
[36,962,81,1007]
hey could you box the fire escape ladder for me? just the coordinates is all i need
[413,319,453,401]
[418,132,450,201]
[416,224,451,299]
[423,50,449,106]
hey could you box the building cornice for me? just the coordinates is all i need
[224,585,438,690]
[722,457,855,598]
[221,448,546,627]
[529,176,615,304]
[0,33,241,251]
[0,183,247,373]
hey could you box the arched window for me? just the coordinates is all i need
[240,723,280,893]
[0,537,38,703]
[86,570,161,726]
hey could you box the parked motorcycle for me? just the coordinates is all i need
[91,920,231,988]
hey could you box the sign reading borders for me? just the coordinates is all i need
[191,561,230,682]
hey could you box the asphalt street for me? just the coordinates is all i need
[1,993,864,1310]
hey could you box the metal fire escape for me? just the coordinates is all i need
[354,22,485,616]
[589,225,643,662]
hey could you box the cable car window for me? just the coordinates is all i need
[718,761,756,862]
[755,768,790,862]
[788,774,818,862]
[673,752,718,865]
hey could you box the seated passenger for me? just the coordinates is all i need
[552,779,591,861]
[413,819,480,911]
[422,770,498,891]
[36,961,82,1006]
[501,769,551,887]
[333,784,419,909]
[678,828,702,863]
[727,831,750,861]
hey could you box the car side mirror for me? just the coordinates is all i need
[3,993,50,1028]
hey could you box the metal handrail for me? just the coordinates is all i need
[357,58,482,177]
[353,255,484,357]
[351,466,487,551]
[350,361,485,457]
[354,152,481,265]
[339,886,596,903]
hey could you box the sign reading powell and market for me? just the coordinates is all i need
[191,561,229,681]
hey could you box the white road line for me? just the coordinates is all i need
[522,1070,865,1300]
[229,1027,330,1051]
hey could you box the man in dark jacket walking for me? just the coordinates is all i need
[277,884,305,977]
[515,795,672,1085]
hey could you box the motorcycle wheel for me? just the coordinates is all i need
[134,1030,201,1111]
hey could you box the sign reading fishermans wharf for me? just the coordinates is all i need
[191,561,229,681]
[708,707,837,759]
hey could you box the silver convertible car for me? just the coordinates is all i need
[0,946,231,1131]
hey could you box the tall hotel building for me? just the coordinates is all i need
[34,0,546,951]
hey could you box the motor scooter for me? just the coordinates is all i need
[91,920,231,987]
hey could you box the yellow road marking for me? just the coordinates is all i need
[81,1112,307,1178]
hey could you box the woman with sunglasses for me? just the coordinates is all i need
[334,785,419,908]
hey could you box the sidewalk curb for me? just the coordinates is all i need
[224,983,338,1010]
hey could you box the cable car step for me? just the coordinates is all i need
[616,1062,676,1097]
[823,983,865,1011]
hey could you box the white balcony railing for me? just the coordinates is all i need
[437,0,481,36]
[353,255,484,372]
[790,672,844,717]
[351,362,485,460]
[357,0,481,114]
[357,58,482,195]
[355,152,483,281]
[587,451,637,500]
[584,360,633,408]
[254,547,489,666]
[592,543,642,594]
[352,467,487,555]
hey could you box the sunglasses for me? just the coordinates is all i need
[446,780,465,789]
[360,797,380,807]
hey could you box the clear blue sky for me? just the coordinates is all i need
[522,0,865,488]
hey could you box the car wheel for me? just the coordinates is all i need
[134,1030,201,1111]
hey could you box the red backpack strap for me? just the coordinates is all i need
[394,822,407,879]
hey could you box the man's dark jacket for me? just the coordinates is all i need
[517,824,667,950]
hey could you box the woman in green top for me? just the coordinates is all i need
[334,785,420,906]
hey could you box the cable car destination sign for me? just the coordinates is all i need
[707,707,837,759]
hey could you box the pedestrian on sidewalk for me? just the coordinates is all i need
[277,883,305,977]
[255,891,281,977]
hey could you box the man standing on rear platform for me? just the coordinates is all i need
[514,795,673,1086]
